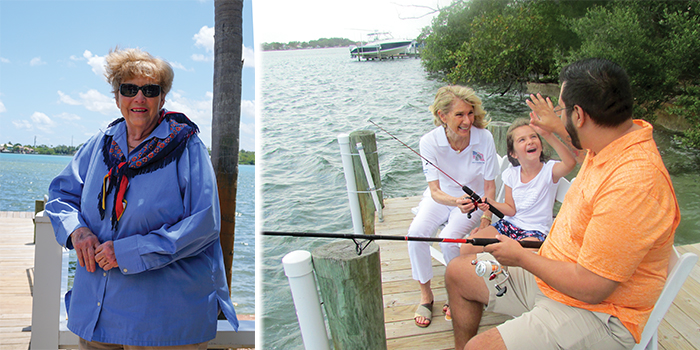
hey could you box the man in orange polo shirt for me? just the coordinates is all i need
[445,58,680,350]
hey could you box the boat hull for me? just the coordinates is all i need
[350,40,413,59]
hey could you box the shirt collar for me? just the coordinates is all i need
[437,125,481,148]
[586,119,653,166]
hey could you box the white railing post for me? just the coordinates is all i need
[283,250,331,350]
[338,134,364,234]
[356,142,384,222]
[31,210,62,350]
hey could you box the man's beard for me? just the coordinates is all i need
[565,111,583,150]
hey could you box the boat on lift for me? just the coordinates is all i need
[349,32,414,60]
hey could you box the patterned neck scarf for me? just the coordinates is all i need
[98,110,199,230]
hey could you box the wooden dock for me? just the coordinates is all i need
[0,211,34,350]
[0,212,254,350]
[375,196,700,350]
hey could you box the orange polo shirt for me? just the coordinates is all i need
[536,120,680,343]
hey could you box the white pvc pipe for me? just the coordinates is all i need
[356,142,384,222]
[282,250,331,350]
[338,134,364,234]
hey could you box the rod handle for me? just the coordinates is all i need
[462,186,505,219]
[470,238,543,249]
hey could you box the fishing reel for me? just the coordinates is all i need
[472,259,509,297]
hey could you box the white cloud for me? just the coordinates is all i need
[165,90,213,127]
[0,57,9,63]
[194,26,215,53]
[243,45,255,68]
[192,26,215,62]
[30,57,46,66]
[191,54,211,62]
[241,99,255,119]
[12,112,56,133]
[12,119,33,130]
[31,112,56,133]
[58,91,81,105]
[0,100,6,113]
[80,90,117,114]
[170,61,193,72]
[83,50,107,78]
[58,89,117,115]
[163,92,256,151]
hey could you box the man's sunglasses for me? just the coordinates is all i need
[119,83,161,98]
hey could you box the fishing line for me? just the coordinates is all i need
[368,120,504,219]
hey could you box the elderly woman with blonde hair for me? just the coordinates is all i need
[46,47,238,349]
[408,85,499,328]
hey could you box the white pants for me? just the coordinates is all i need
[407,193,482,284]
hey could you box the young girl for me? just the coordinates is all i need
[463,117,577,254]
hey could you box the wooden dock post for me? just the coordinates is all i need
[312,240,387,350]
[488,121,511,157]
[349,130,383,234]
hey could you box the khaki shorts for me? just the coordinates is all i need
[476,253,637,350]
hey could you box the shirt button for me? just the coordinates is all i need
[103,273,107,276]
[123,268,128,273]
[97,302,101,306]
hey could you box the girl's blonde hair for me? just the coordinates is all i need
[429,85,488,129]
[506,118,549,166]
[104,47,174,101]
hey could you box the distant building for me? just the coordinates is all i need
[0,144,35,154]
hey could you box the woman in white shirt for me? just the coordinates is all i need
[408,85,499,328]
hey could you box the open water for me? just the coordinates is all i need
[0,152,255,315]
[261,47,700,349]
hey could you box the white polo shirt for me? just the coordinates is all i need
[419,125,499,198]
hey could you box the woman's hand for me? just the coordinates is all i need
[96,241,119,271]
[70,227,100,273]
[456,196,476,214]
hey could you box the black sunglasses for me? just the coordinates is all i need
[119,83,162,98]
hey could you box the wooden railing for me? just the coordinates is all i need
[30,211,255,349]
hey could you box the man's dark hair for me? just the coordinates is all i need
[559,58,633,127]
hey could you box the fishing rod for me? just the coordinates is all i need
[368,120,505,220]
[263,231,542,255]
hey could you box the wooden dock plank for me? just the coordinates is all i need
[0,213,35,350]
[375,197,700,350]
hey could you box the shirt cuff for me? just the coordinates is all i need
[113,235,147,275]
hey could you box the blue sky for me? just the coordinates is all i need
[0,0,255,151]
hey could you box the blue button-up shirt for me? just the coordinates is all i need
[46,119,238,346]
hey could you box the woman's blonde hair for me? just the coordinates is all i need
[104,47,174,101]
[429,85,488,129]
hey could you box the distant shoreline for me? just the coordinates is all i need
[1,152,256,165]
